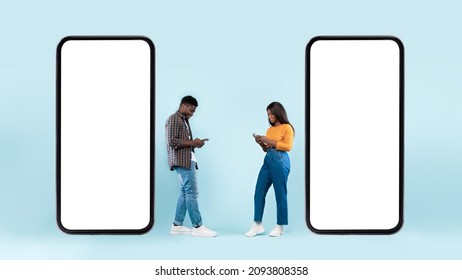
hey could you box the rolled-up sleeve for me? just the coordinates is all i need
[165,116,183,148]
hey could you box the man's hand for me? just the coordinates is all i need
[193,138,205,148]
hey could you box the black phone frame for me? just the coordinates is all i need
[306,35,404,234]
[56,36,155,234]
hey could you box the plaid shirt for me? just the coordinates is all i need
[165,111,198,170]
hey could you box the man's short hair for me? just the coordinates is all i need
[181,95,198,107]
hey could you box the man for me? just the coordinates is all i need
[165,95,217,237]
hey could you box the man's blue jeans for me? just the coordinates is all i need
[254,149,291,225]
[173,162,203,227]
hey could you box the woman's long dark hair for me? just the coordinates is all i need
[267,102,295,135]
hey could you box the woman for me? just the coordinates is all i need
[245,102,294,237]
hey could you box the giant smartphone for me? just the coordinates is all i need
[306,36,404,234]
[57,36,154,234]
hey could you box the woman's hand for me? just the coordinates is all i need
[255,135,262,144]
[255,135,269,152]
[258,136,269,143]
[257,135,277,149]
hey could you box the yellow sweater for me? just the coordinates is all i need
[266,124,294,151]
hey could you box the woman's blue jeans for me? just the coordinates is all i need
[173,161,203,227]
[254,149,291,225]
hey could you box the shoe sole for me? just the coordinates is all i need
[170,231,192,235]
[269,231,284,237]
[191,232,217,237]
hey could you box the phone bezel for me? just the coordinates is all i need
[305,35,404,234]
[56,36,155,234]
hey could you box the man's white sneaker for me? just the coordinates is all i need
[269,225,284,237]
[169,225,192,235]
[245,223,265,237]
[191,225,217,237]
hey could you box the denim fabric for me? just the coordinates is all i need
[173,161,203,227]
[254,149,291,225]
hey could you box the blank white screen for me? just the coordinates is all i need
[309,39,401,231]
[59,39,152,231]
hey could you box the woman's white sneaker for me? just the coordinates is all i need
[169,225,192,235]
[269,225,284,237]
[191,225,217,237]
[245,223,265,237]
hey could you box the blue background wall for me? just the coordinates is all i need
[1,0,462,259]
